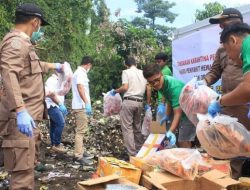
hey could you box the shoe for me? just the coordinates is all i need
[51,144,67,153]
[83,152,94,160]
[73,157,94,166]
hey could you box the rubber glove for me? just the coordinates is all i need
[85,103,92,116]
[166,131,176,146]
[160,115,169,126]
[17,110,36,137]
[55,63,64,73]
[196,80,207,86]
[109,89,116,96]
[208,101,221,117]
[157,103,166,116]
[144,104,151,111]
[58,103,68,116]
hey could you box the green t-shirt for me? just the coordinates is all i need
[159,76,184,109]
[158,65,172,103]
[242,35,250,75]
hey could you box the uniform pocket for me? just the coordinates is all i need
[29,51,42,74]
[2,139,32,171]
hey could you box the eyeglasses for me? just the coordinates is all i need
[148,74,162,86]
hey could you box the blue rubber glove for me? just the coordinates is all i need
[196,80,207,86]
[17,110,36,137]
[208,101,221,117]
[85,103,92,116]
[58,103,68,116]
[160,115,169,126]
[109,89,116,96]
[55,63,64,73]
[144,104,151,111]
[157,103,166,116]
[166,131,176,146]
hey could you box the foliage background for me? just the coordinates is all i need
[0,0,225,100]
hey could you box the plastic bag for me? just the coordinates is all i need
[179,77,218,126]
[141,108,152,137]
[145,148,201,180]
[103,92,122,116]
[197,114,250,159]
[56,62,73,96]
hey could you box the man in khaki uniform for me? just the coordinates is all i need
[0,3,64,189]
[198,8,250,179]
[110,57,147,156]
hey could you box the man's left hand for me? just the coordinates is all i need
[58,103,68,116]
[55,63,64,73]
[208,101,221,117]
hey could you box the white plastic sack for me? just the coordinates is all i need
[179,77,218,126]
[145,148,202,180]
[103,92,122,116]
[56,62,73,96]
[141,108,152,137]
[197,114,250,159]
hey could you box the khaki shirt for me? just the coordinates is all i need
[0,29,49,124]
[204,46,250,130]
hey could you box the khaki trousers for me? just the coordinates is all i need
[73,109,88,158]
[120,100,144,156]
[1,119,40,190]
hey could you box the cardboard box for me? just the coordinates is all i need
[149,121,166,134]
[199,156,231,177]
[130,156,155,173]
[229,177,250,190]
[141,169,240,190]
[97,157,142,184]
[77,174,147,190]
[136,133,166,158]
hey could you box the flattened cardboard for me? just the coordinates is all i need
[150,121,166,134]
[77,175,147,190]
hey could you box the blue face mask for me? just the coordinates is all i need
[31,27,44,44]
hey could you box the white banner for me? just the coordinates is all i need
[172,18,250,94]
[172,25,222,93]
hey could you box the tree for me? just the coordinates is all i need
[134,0,177,29]
[195,2,226,21]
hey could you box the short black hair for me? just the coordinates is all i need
[125,57,136,66]
[143,64,161,79]
[220,23,250,43]
[155,52,168,61]
[81,56,93,65]
[15,13,37,24]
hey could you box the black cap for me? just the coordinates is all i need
[15,3,49,26]
[209,8,243,24]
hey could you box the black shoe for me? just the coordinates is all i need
[83,152,94,160]
[73,157,94,166]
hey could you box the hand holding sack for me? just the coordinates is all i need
[103,91,122,116]
[179,77,218,126]
[56,62,73,96]
[197,114,250,159]
[145,148,202,180]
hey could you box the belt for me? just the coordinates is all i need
[124,97,143,102]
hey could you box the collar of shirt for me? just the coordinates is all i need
[12,28,30,40]
[78,66,88,73]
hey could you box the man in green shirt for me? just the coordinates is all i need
[208,23,250,116]
[146,53,172,122]
[143,64,196,148]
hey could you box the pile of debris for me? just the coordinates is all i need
[40,100,128,160]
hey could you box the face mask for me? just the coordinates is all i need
[31,26,44,44]
[86,68,90,73]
